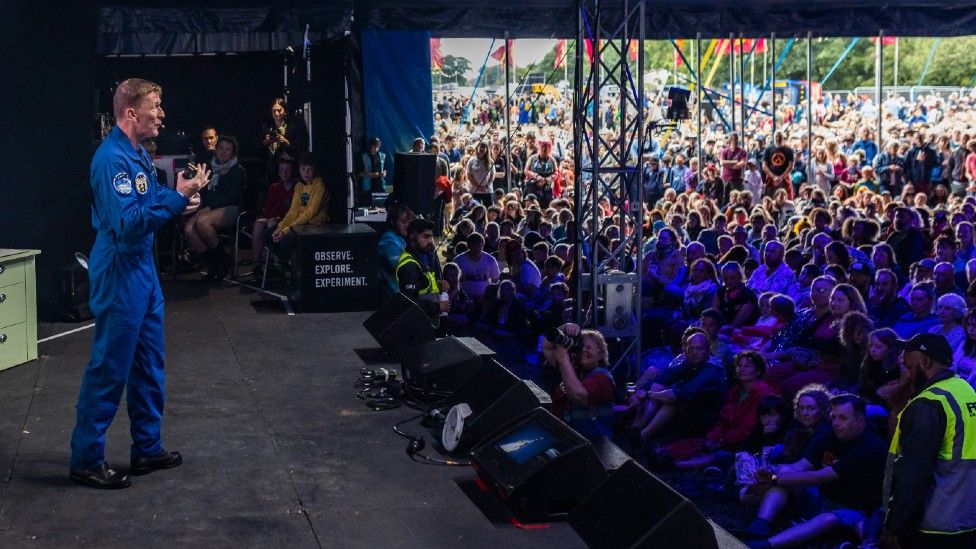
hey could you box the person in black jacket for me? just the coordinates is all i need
[183,134,245,280]
[886,207,927,276]
[902,131,938,196]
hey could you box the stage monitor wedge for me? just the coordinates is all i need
[436,359,551,455]
[400,336,494,392]
[362,293,435,353]
[568,459,720,549]
[470,407,608,523]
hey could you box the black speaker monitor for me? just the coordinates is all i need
[393,153,435,219]
[400,336,495,392]
[436,359,551,455]
[470,408,608,523]
[362,293,435,352]
[568,459,720,549]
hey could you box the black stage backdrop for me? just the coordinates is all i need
[0,2,98,306]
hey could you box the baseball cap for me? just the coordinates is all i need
[900,333,953,366]
[917,258,937,270]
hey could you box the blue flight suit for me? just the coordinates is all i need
[70,125,188,470]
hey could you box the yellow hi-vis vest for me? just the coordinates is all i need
[888,376,976,535]
[395,250,439,297]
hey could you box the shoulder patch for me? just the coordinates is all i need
[135,172,149,194]
[113,172,133,195]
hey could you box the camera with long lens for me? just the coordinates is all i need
[544,327,582,353]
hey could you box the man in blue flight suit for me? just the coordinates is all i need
[69,78,210,489]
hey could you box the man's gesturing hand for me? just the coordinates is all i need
[176,163,211,198]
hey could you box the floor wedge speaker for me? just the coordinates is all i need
[568,459,719,549]
[362,293,435,352]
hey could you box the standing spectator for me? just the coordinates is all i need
[874,140,905,194]
[903,131,938,196]
[465,141,494,205]
[721,132,748,195]
[762,132,795,199]
[358,137,387,206]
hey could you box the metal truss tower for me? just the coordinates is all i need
[573,0,645,377]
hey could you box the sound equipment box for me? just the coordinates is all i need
[568,459,719,549]
[362,293,435,353]
[393,153,435,219]
[469,407,608,523]
[400,336,494,392]
[435,358,551,455]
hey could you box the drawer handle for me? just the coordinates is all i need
[0,293,5,303]
[0,334,6,343]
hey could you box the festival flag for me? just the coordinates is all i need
[491,39,515,66]
[628,39,639,62]
[732,38,766,55]
[871,36,898,46]
[554,39,566,69]
[673,39,685,67]
[584,38,594,63]
[430,37,444,70]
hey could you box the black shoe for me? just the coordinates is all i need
[130,450,183,476]
[69,463,131,489]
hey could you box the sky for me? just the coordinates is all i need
[439,38,558,77]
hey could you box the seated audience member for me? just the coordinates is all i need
[766,283,864,397]
[928,292,967,352]
[476,279,528,343]
[632,331,728,443]
[700,308,735,375]
[953,310,976,387]
[546,323,615,438]
[441,262,474,333]
[858,328,911,432]
[738,384,833,538]
[724,294,793,352]
[745,395,887,549]
[529,281,569,336]
[184,135,246,280]
[659,351,776,469]
[270,152,329,259]
[892,280,939,338]
[747,241,796,295]
[718,262,761,328]
[376,202,414,304]
[867,268,910,327]
[453,232,500,302]
[741,394,793,457]
[502,240,543,302]
[789,263,820,310]
[837,311,874,388]
[251,156,297,271]
[677,258,720,323]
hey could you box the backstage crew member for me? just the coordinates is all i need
[70,78,210,489]
[395,218,449,319]
[882,333,976,548]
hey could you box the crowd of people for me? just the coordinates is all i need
[370,85,976,548]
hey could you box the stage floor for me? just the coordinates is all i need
[0,281,583,548]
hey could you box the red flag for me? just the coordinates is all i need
[628,39,638,62]
[673,39,684,67]
[491,39,515,66]
[870,36,897,46]
[430,37,444,70]
[554,39,566,69]
[584,38,593,64]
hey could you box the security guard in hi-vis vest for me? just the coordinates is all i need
[395,218,449,320]
[69,78,210,489]
[882,333,976,548]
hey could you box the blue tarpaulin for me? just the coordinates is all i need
[361,29,434,188]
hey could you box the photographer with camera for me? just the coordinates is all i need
[544,323,615,438]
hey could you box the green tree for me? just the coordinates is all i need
[440,55,471,86]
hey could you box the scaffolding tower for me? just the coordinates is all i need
[573,0,645,377]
